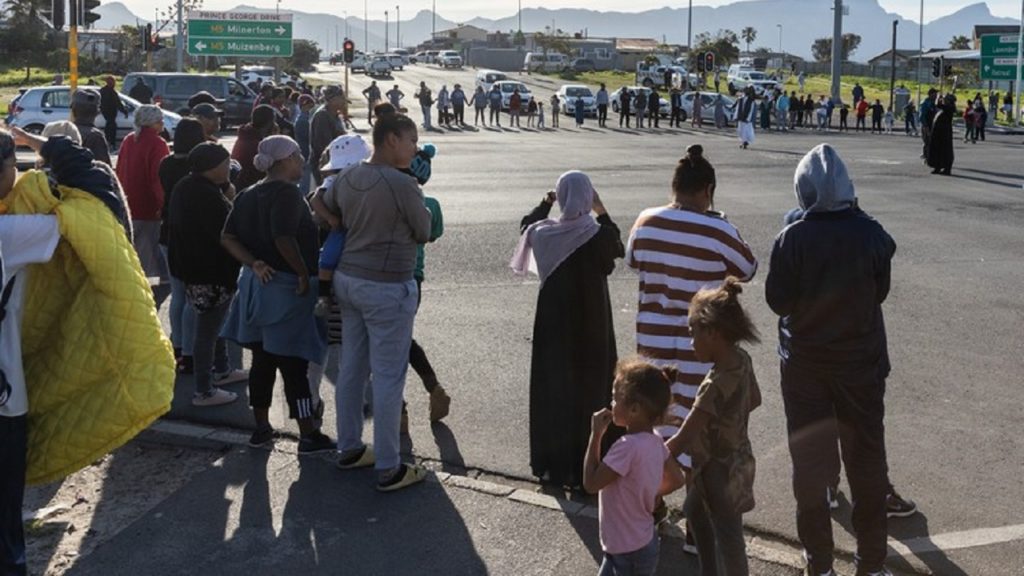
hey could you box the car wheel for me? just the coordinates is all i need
[23,124,45,135]
[680,110,688,122]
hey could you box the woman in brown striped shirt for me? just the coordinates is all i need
[625,145,758,472]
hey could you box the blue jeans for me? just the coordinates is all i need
[421,105,432,129]
[167,269,196,355]
[318,230,346,271]
[684,461,749,576]
[598,534,659,576]
[333,271,417,471]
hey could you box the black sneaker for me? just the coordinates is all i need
[176,355,194,375]
[886,490,918,518]
[297,431,335,455]
[248,427,275,448]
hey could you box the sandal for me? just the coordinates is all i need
[376,464,427,493]
[336,445,375,470]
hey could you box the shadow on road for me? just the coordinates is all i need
[947,172,1022,189]
[430,422,467,475]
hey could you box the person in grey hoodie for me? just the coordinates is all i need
[766,144,901,576]
[488,85,503,127]
[470,87,488,126]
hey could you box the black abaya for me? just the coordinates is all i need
[927,105,955,173]
[520,202,625,488]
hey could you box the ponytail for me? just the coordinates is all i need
[672,144,717,200]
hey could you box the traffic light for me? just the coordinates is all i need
[343,39,355,63]
[82,0,101,28]
[696,52,705,73]
[931,57,941,77]
[143,23,152,51]
[42,0,65,30]
[704,52,715,72]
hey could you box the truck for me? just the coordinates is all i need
[635,61,698,90]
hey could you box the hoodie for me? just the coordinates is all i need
[766,144,896,376]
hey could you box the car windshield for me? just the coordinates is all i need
[748,72,767,80]
[501,84,529,93]
[565,88,592,98]
[487,74,506,83]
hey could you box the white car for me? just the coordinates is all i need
[680,91,737,124]
[366,56,394,77]
[609,86,671,117]
[7,86,180,140]
[727,70,777,97]
[438,50,463,68]
[491,81,532,111]
[555,85,596,117]
[239,66,299,86]
[384,53,405,71]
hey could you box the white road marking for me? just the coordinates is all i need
[890,523,1024,555]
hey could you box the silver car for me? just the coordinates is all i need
[609,86,671,117]
[681,91,737,124]
[7,85,180,139]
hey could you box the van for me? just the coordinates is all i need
[522,52,568,73]
[475,69,508,92]
[121,73,256,127]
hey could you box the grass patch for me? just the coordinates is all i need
[535,69,635,88]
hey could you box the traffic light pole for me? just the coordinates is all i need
[69,0,79,91]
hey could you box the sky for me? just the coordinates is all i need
[120,0,1022,24]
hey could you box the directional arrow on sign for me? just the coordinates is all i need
[275,25,286,35]
[194,41,207,52]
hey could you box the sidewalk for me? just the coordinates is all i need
[60,426,809,576]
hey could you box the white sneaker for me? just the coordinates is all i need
[827,485,840,510]
[192,388,238,407]
[213,369,249,386]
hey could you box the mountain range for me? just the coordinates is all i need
[95,0,1018,61]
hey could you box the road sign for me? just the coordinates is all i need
[187,11,293,58]
[980,34,1022,81]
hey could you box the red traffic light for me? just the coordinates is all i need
[343,39,355,63]
[704,52,715,72]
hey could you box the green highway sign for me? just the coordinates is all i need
[980,34,1022,81]
[188,10,293,58]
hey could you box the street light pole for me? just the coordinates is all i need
[916,0,923,105]
[396,5,400,49]
[1015,0,1023,125]
[364,0,368,52]
[432,0,436,40]
[777,23,783,61]
[385,10,389,53]
[889,20,898,110]
[830,0,843,104]
[518,0,522,34]
[176,0,183,72]
[687,0,693,55]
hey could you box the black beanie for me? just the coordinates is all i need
[188,142,230,173]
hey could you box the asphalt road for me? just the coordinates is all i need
[160,63,1024,575]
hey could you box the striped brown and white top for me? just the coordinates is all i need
[626,205,757,468]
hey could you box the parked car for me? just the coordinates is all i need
[475,69,508,92]
[608,86,672,117]
[5,89,26,125]
[635,62,694,89]
[122,72,256,127]
[438,50,463,68]
[680,91,736,124]
[349,52,368,72]
[8,85,181,139]
[237,66,300,87]
[412,51,428,64]
[424,50,440,64]
[522,52,568,73]
[726,67,777,97]
[393,48,411,64]
[366,55,394,77]
[569,58,596,73]
[491,81,533,111]
[555,84,596,116]
[384,53,405,71]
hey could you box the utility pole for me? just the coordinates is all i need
[1015,0,1023,125]
[830,0,843,104]
[176,0,184,71]
[889,20,898,110]
[396,5,400,49]
[518,0,522,34]
[687,0,693,55]
[364,0,368,52]
[384,10,388,53]
[69,0,79,90]
[916,0,924,105]
[432,0,436,40]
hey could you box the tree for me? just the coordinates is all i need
[693,29,740,67]
[288,39,320,71]
[810,33,862,63]
[741,27,757,54]
[949,35,971,49]
[0,0,51,80]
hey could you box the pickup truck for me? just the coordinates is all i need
[635,62,698,89]
[727,68,778,97]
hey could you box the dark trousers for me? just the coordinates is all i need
[780,361,888,575]
[976,122,985,141]
[453,104,465,124]
[102,114,118,149]
[248,343,313,420]
[409,277,437,392]
[871,117,882,133]
[856,116,866,131]
[649,108,659,127]
[597,104,607,126]
[619,108,630,127]
[684,460,749,576]
[489,107,501,125]
[0,415,27,576]
[474,107,486,125]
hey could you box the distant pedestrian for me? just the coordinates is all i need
[618,88,630,128]
[550,94,560,128]
[902,101,918,136]
[451,84,467,125]
[596,83,609,127]
[919,89,938,159]
[537,101,546,129]
[826,96,835,129]
[512,171,625,490]
[584,361,684,576]
[714,94,728,129]
[884,106,895,134]
[714,69,721,93]
[855,99,868,132]
[99,76,128,150]
[361,81,381,126]
[927,95,955,175]
[634,90,647,129]
[736,90,757,149]
[647,88,660,128]
[415,81,434,130]
[70,88,111,165]
[128,77,153,104]
[489,85,503,127]
[776,91,790,131]
[386,84,404,109]
[509,89,523,127]
[974,102,987,141]
[870,99,884,133]
[839,104,850,131]
[436,85,451,127]
[574,95,585,128]
[308,86,347,185]
[815,96,828,131]
[962,105,976,143]
[470,86,487,126]
[852,82,864,106]
[670,89,684,128]
[798,70,806,92]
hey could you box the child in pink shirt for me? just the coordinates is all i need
[584,360,686,575]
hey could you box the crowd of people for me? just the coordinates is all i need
[0,69,955,576]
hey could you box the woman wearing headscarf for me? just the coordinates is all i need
[231,105,279,190]
[159,118,205,371]
[167,143,242,407]
[927,95,955,175]
[116,104,171,307]
[220,135,333,453]
[625,145,757,477]
[511,170,624,489]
